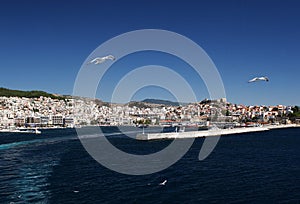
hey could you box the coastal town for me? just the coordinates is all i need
[0,95,299,131]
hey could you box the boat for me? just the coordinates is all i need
[198,125,209,131]
[161,125,185,133]
[34,128,41,134]
[8,128,41,134]
[17,128,41,134]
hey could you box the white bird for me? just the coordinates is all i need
[159,179,167,186]
[88,55,115,65]
[248,76,269,83]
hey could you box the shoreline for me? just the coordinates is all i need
[0,124,299,136]
[136,124,300,140]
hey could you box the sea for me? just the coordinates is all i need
[0,126,299,203]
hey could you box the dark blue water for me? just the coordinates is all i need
[0,127,299,203]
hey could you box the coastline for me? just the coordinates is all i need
[0,124,299,137]
[136,124,300,140]
[264,124,299,129]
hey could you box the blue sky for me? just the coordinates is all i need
[0,0,299,105]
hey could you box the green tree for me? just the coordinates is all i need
[292,106,299,113]
[226,109,230,116]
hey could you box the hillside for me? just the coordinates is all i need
[0,87,65,100]
[142,98,188,106]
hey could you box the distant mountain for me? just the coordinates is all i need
[141,99,188,106]
[0,87,65,100]
[126,101,152,108]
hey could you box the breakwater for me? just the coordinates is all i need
[136,124,298,140]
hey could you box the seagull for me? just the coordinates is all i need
[88,55,115,65]
[248,76,269,83]
[159,179,167,186]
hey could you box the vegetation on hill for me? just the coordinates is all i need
[142,98,183,106]
[289,106,300,120]
[0,87,65,100]
[127,101,151,109]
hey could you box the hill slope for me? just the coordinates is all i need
[0,87,65,100]
[142,98,188,106]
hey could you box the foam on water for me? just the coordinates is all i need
[0,140,43,150]
[0,129,142,151]
[1,127,299,203]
